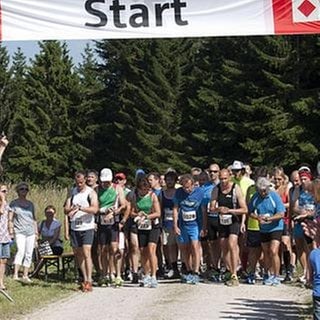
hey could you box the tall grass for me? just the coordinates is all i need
[6,183,72,252]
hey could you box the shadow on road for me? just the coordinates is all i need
[220,298,310,319]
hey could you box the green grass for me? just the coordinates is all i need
[0,277,78,320]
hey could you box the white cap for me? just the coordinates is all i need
[231,160,244,170]
[100,168,113,182]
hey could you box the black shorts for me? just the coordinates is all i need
[70,229,95,248]
[98,225,119,245]
[260,230,282,243]
[246,230,261,248]
[207,216,221,241]
[138,228,161,248]
[219,222,240,238]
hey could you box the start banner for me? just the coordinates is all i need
[0,0,320,41]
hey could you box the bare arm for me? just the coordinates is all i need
[148,193,161,220]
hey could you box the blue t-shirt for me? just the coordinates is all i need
[173,186,205,228]
[248,191,285,233]
[310,248,320,297]
[162,190,175,229]
[200,182,217,225]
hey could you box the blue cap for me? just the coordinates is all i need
[135,169,145,178]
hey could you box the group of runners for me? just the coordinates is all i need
[63,160,320,292]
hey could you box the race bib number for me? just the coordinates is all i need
[261,213,272,224]
[219,214,233,226]
[138,218,152,230]
[164,208,173,221]
[75,218,83,227]
[182,210,196,222]
[101,215,115,226]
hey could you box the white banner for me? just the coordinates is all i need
[1,0,320,41]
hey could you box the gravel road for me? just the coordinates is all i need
[24,280,310,320]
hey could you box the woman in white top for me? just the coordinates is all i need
[38,205,63,256]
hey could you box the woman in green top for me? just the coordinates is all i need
[130,177,161,288]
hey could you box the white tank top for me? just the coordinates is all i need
[70,186,95,231]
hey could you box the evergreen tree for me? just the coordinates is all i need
[9,41,85,184]
[95,39,189,175]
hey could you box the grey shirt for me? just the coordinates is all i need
[10,199,36,236]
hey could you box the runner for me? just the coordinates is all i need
[292,167,316,284]
[85,169,100,281]
[126,169,146,284]
[231,160,254,276]
[273,167,293,282]
[210,169,247,286]
[249,177,285,286]
[161,171,180,279]
[202,163,221,282]
[64,171,99,292]
[147,172,164,278]
[173,174,206,285]
[245,166,270,284]
[97,168,126,287]
[130,177,161,288]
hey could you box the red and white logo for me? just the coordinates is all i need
[273,0,320,34]
[293,0,320,22]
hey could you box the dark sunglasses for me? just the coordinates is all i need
[45,211,55,214]
[209,170,219,173]
[19,187,29,191]
[115,177,124,181]
[0,190,7,193]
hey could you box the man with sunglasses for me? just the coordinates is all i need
[231,160,255,277]
[202,163,221,281]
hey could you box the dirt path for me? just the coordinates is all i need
[24,281,310,320]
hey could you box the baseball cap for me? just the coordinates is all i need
[115,172,126,180]
[135,169,145,178]
[231,160,244,170]
[100,168,113,182]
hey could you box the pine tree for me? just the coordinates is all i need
[95,39,189,175]
[9,41,86,184]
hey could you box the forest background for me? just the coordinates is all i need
[0,35,319,186]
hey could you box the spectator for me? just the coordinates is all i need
[11,182,37,283]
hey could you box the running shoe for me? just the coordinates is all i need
[165,269,174,279]
[226,274,239,287]
[84,281,93,292]
[263,275,273,286]
[191,274,200,285]
[246,273,256,285]
[114,277,124,287]
[223,271,232,282]
[209,269,221,282]
[150,277,158,288]
[186,273,194,284]
[131,272,139,284]
[283,273,293,283]
[271,276,281,286]
[181,273,188,283]
[140,275,151,287]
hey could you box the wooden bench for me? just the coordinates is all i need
[40,252,76,281]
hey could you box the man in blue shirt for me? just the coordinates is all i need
[248,177,285,286]
[173,174,206,284]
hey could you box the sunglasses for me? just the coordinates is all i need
[0,190,7,193]
[45,211,55,214]
[115,177,124,181]
[209,170,219,173]
[19,187,29,191]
